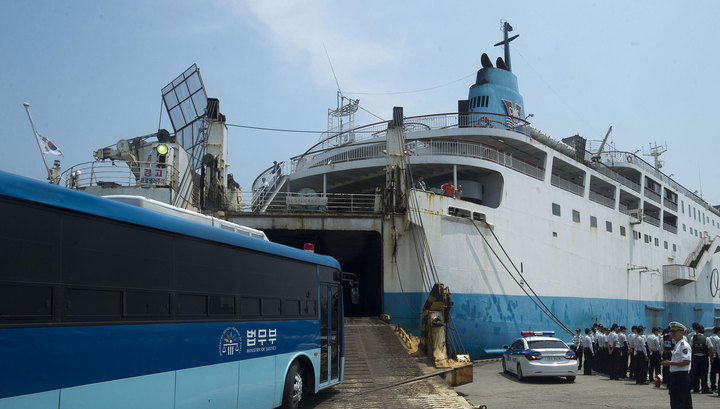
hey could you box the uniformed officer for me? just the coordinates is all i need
[662,322,693,409]
[581,328,595,376]
[608,324,621,380]
[572,328,584,371]
[629,325,638,379]
[709,326,720,394]
[634,326,649,384]
[690,324,712,393]
[647,327,663,384]
[618,325,629,379]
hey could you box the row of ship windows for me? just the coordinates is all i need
[681,200,716,229]
[551,203,677,251]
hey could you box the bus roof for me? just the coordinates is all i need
[0,171,340,270]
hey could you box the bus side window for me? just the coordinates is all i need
[240,297,260,317]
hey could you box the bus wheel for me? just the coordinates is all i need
[282,361,303,409]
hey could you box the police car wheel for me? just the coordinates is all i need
[566,376,576,383]
[516,363,524,381]
[502,357,509,374]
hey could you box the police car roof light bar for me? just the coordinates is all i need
[521,331,555,337]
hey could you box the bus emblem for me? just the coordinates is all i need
[219,327,242,357]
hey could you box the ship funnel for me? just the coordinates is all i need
[480,53,493,68]
[496,57,509,71]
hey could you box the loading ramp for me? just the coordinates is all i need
[301,317,471,408]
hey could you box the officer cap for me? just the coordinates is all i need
[668,322,686,332]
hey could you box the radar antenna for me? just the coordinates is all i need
[325,91,359,144]
[494,20,519,72]
[642,142,667,170]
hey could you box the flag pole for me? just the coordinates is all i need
[23,102,51,180]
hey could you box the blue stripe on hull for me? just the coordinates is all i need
[0,320,319,398]
[384,292,720,358]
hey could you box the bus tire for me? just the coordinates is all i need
[281,361,303,409]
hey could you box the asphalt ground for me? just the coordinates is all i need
[455,359,720,409]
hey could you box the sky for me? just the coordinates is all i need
[2,1,720,205]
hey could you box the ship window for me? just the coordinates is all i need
[552,203,561,216]
[620,226,626,236]
[572,210,580,223]
[654,238,659,247]
[644,234,650,243]
[664,241,668,249]
[606,221,612,232]
[681,201,684,213]
[673,244,677,252]
[683,224,686,232]
[590,216,597,228]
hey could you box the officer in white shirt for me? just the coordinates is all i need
[662,322,692,408]
[572,328,583,372]
[628,326,638,378]
[581,328,595,376]
[634,326,649,384]
[608,324,620,380]
[647,327,663,383]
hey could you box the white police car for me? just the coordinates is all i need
[502,331,577,382]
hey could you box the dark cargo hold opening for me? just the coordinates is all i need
[264,230,382,317]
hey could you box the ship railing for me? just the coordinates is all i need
[413,140,544,180]
[290,112,530,170]
[663,197,678,212]
[550,173,584,196]
[663,222,678,233]
[251,161,287,193]
[304,142,386,170]
[60,161,181,190]
[589,190,615,209]
[644,188,661,204]
[291,138,545,181]
[242,191,381,214]
[644,213,661,227]
[605,150,719,217]
[594,163,641,193]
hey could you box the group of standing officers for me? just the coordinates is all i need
[571,322,720,408]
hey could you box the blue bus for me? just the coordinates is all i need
[0,171,349,409]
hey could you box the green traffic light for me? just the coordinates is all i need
[156,144,168,155]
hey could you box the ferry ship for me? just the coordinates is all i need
[52,25,720,358]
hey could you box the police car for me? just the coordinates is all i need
[502,331,578,382]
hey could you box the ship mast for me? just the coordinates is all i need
[643,142,667,170]
[494,20,519,72]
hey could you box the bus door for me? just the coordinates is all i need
[319,282,341,386]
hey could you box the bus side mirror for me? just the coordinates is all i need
[351,287,360,304]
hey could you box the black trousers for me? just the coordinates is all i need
[635,351,647,383]
[629,350,635,377]
[648,351,662,381]
[577,346,584,371]
[690,355,709,392]
[610,348,622,379]
[583,347,593,375]
[668,371,692,409]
